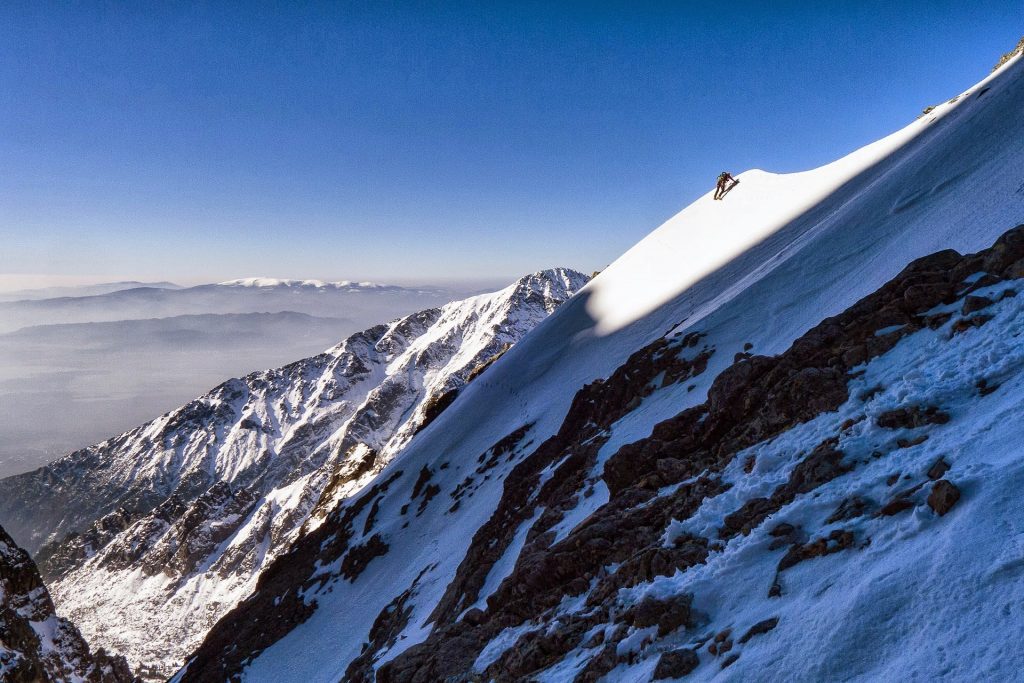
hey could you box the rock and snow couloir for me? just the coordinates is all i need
[169,48,1024,681]
[0,524,135,682]
[0,268,587,677]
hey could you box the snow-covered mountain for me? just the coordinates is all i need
[0,523,135,682]
[0,268,586,677]
[170,47,1024,681]
[216,277,387,289]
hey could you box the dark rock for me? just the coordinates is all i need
[876,405,950,429]
[414,388,460,435]
[962,295,994,315]
[462,608,485,626]
[653,648,699,679]
[628,593,693,636]
[923,312,953,329]
[926,457,950,480]
[977,378,1000,396]
[721,653,740,669]
[897,435,929,449]
[778,529,855,571]
[739,616,779,644]
[928,480,961,516]
[0,524,136,682]
[827,496,871,523]
[878,498,915,516]
[951,315,993,334]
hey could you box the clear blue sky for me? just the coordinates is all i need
[1,1,1021,288]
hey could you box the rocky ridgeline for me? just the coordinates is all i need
[0,524,135,683]
[180,225,1024,681]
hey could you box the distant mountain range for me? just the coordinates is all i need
[0,278,460,334]
[0,280,182,302]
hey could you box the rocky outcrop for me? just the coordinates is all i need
[0,524,136,682]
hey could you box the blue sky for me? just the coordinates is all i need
[1,2,1021,288]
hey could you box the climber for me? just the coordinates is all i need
[714,171,737,200]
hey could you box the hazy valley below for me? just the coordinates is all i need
[0,280,477,476]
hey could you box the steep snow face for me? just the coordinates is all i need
[587,52,1024,335]
[0,268,586,677]
[174,53,1024,681]
[0,524,134,682]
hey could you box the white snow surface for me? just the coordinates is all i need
[232,53,1024,680]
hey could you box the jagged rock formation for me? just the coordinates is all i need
[0,524,135,682]
[0,268,587,676]
[174,51,1024,682]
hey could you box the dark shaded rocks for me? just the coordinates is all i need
[721,497,776,538]
[36,506,141,582]
[739,616,779,643]
[344,571,427,682]
[707,628,732,656]
[827,496,872,523]
[178,471,404,683]
[462,607,485,626]
[778,529,855,571]
[414,387,460,435]
[340,534,389,581]
[977,377,1000,396]
[878,497,916,516]
[877,405,950,429]
[928,480,961,516]
[951,315,993,334]
[897,435,929,449]
[410,465,434,500]
[926,457,950,480]
[0,524,136,683]
[962,295,994,314]
[653,648,700,679]
[626,593,694,636]
[720,440,850,540]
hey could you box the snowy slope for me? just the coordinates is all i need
[0,268,586,677]
[175,49,1024,681]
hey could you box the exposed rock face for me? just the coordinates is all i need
[928,479,961,516]
[0,524,136,683]
[179,225,1024,682]
[0,269,587,676]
